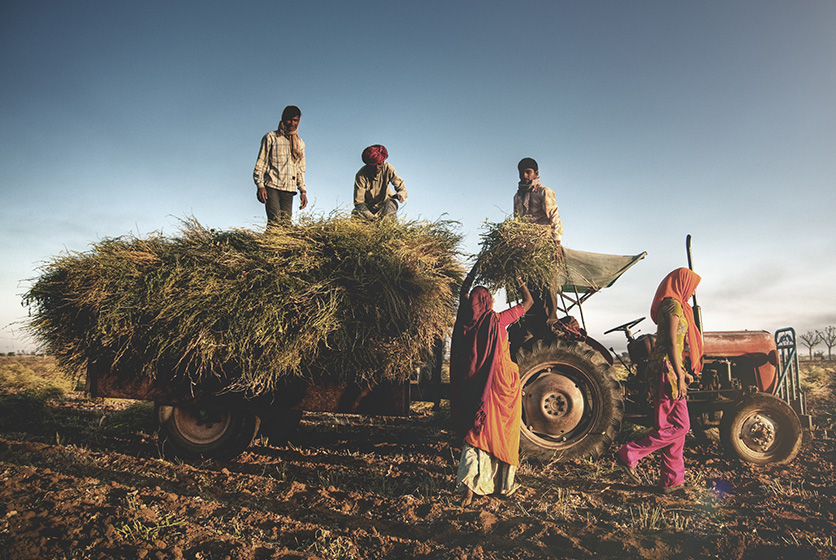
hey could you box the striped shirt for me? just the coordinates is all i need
[253,130,306,193]
[513,178,563,243]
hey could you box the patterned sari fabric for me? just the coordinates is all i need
[451,285,525,496]
[462,303,524,467]
[617,268,702,490]
[646,298,689,399]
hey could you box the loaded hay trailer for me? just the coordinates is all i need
[27,220,811,464]
[24,217,465,461]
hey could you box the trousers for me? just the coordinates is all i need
[617,368,690,489]
[352,198,399,220]
[266,189,295,224]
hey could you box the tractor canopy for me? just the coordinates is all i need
[552,247,647,328]
[556,247,647,294]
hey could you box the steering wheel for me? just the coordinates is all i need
[604,317,645,335]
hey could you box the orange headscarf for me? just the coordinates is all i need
[650,268,703,373]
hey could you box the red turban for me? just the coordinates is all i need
[362,144,388,165]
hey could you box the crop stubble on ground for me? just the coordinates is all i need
[0,356,835,560]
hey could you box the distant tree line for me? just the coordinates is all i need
[800,326,836,360]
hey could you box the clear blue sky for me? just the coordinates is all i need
[2,1,835,354]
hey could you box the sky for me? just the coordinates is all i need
[2,1,835,356]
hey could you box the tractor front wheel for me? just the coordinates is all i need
[157,403,260,461]
[719,393,803,465]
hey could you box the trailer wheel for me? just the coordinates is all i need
[514,338,623,462]
[157,404,259,461]
[719,393,803,465]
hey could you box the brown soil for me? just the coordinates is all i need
[1,370,835,559]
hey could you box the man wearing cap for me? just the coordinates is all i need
[352,144,407,220]
[513,157,563,327]
[253,105,307,224]
[513,157,563,243]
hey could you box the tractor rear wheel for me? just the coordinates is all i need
[719,393,803,465]
[157,403,260,461]
[514,338,624,462]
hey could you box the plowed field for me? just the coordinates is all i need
[1,357,834,559]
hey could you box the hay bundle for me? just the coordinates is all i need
[23,215,464,393]
[473,218,562,299]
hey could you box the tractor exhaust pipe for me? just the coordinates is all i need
[686,234,704,337]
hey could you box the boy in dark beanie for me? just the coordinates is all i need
[513,157,563,327]
[513,157,562,243]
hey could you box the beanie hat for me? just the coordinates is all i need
[517,157,538,172]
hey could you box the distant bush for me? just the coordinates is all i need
[801,361,836,430]
[0,355,73,398]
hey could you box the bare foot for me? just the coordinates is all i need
[461,488,473,507]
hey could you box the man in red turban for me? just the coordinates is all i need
[352,144,407,219]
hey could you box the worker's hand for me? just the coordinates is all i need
[257,187,268,204]
[396,192,406,203]
[677,377,689,400]
[299,192,308,210]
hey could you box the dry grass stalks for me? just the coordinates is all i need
[472,218,561,298]
[23,215,464,393]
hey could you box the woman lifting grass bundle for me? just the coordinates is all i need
[450,265,533,506]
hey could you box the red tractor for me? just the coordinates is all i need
[506,238,810,465]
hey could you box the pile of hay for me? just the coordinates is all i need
[23,215,464,394]
[472,218,562,299]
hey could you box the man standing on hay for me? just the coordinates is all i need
[352,144,407,220]
[513,157,563,326]
[253,105,308,224]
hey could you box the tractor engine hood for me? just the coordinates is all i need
[703,331,779,393]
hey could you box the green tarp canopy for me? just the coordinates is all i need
[549,247,646,327]
[556,247,647,294]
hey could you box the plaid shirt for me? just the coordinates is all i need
[253,130,306,193]
[513,178,563,243]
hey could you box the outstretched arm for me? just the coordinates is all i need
[518,278,534,313]
[460,264,478,304]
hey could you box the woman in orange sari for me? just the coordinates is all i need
[616,267,702,494]
[450,270,533,506]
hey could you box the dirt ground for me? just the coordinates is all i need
[1,357,835,560]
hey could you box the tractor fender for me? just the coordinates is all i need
[583,335,615,365]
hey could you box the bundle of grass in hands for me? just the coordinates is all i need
[472,218,562,299]
[23,215,464,394]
